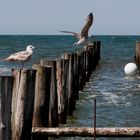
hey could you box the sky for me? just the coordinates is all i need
[0,0,140,35]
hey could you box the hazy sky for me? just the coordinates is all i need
[0,0,140,35]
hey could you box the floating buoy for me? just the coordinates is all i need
[124,63,138,76]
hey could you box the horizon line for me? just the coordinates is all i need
[0,34,140,36]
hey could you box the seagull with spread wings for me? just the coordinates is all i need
[60,12,93,45]
[1,45,35,69]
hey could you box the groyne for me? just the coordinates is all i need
[0,41,100,140]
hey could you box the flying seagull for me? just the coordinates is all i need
[1,45,35,69]
[60,12,93,45]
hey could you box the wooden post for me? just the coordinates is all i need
[77,51,83,91]
[32,127,140,137]
[61,53,75,115]
[32,64,51,127]
[40,60,59,127]
[32,65,51,140]
[56,59,69,124]
[79,50,86,90]
[86,43,97,71]
[67,53,76,115]
[85,48,91,80]
[96,41,101,65]
[88,46,94,76]
[0,76,13,140]
[11,69,36,140]
[93,41,101,66]
[93,41,97,70]
[73,53,79,100]
[135,41,140,70]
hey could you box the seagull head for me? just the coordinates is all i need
[86,12,93,20]
[26,45,35,51]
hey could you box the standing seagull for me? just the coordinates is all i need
[1,45,35,69]
[60,12,93,45]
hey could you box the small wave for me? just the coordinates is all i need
[101,91,119,105]
[99,91,131,107]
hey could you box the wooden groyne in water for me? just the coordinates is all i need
[135,41,140,70]
[1,41,140,140]
[1,41,140,139]
[0,41,101,140]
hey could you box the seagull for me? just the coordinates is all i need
[1,45,35,69]
[60,12,93,45]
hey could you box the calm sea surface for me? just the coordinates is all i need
[0,35,140,140]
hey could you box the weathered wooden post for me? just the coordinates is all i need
[96,41,101,65]
[91,42,97,70]
[67,53,76,115]
[61,53,75,115]
[85,48,91,80]
[0,76,13,140]
[76,51,83,91]
[56,59,69,124]
[40,60,59,127]
[79,50,86,90]
[32,127,140,137]
[135,41,140,70]
[11,69,36,140]
[32,64,51,126]
[32,65,51,140]
[89,46,95,71]
[93,41,101,66]
[73,53,79,100]
[88,46,94,77]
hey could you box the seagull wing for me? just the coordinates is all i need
[60,31,80,39]
[5,50,31,61]
[80,13,93,38]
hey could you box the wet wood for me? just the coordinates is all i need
[32,65,51,140]
[96,41,101,65]
[0,76,13,140]
[11,69,36,140]
[135,41,140,70]
[93,41,101,66]
[79,50,86,90]
[56,59,69,124]
[40,60,59,127]
[73,53,79,100]
[61,53,76,115]
[0,41,101,140]
[32,65,51,127]
[67,53,76,115]
[32,127,140,137]
[85,47,92,80]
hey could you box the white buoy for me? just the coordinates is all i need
[124,63,138,76]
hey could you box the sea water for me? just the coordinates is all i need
[0,35,140,140]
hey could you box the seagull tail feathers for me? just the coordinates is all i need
[0,58,10,62]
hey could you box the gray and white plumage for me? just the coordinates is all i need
[60,13,93,45]
[1,45,35,68]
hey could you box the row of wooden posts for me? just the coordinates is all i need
[31,41,140,139]
[0,41,100,140]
